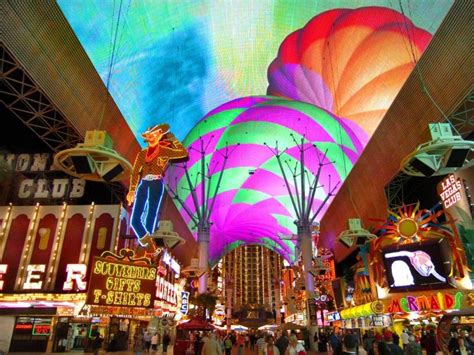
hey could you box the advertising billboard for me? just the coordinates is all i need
[383,239,452,292]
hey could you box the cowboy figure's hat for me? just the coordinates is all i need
[141,123,170,138]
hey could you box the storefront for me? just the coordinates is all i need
[0,203,187,353]
[9,315,53,353]
[380,290,474,339]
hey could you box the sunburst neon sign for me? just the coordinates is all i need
[380,203,444,243]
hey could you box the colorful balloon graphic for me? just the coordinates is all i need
[267,7,432,135]
[168,96,367,264]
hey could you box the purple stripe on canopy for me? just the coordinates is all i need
[170,128,227,185]
[208,204,295,261]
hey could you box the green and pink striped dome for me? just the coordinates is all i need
[168,96,367,264]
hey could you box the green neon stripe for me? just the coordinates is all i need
[271,213,296,231]
[232,189,272,205]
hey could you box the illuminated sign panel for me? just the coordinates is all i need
[180,291,189,315]
[438,174,464,209]
[327,312,340,322]
[87,257,156,308]
[17,264,88,291]
[155,276,177,305]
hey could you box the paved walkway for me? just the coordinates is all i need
[6,345,369,355]
[0,347,367,355]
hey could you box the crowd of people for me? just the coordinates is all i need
[357,327,474,355]
[448,329,474,355]
[124,325,474,355]
[187,330,307,355]
[132,329,171,354]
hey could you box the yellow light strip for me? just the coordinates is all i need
[80,202,95,263]
[0,204,13,259]
[113,205,123,253]
[16,203,40,289]
[0,292,87,302]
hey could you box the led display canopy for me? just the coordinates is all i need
[58,1,449,143]
[58,1,451,260]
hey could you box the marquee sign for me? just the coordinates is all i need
[86,249,156,308]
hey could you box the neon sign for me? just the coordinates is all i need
[387,292,463,313]
[33,324,51,335]
[15,324,33,330]
[87,258,156,308]
[127,124,188,250]
[439,174,463,209]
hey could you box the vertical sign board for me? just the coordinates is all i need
[307,299,318,326]
[87,256,156,308]
[437,174,465,210]
[180,291,190,315]
[437,173,474,273]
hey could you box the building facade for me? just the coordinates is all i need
[222,245,282,312]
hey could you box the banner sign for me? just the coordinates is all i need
[87,256,156,308]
